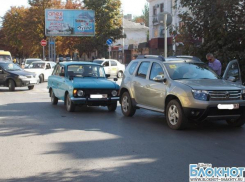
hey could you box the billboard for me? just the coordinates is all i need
[45,9,95,36]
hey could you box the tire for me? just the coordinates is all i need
[66,94,75,112]
[39,75,44,83]
[166,99,187,130]
[8,79,15,91]
[121,92,136,117]
[108,102,117,112]
[51,90,58,105]
[28,85,34,90]
[117,71,123,78]
[226,118,245,127]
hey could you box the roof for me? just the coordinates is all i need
[59,61,101,66]
[123,19,149,30]
[31,61,55,63]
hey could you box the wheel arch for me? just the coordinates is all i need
[6,78,16,87]
[165,95,182,111]
[64,91,69,105]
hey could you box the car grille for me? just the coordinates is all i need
[26,75,32,78]
[208,90,241,101]
[83,89,114,96]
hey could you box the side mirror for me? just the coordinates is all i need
[114,78,118,82]
[105,74,110,78]
[153,75,165,82]
[227,76,236,82]
[59,72,65,77]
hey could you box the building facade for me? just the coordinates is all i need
[147,0,188,56]
[111,19,149,64]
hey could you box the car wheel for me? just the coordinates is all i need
[121,92,136,117]
[117,71,123,78]
[108,102,117,112]
[166,99,187,130]
[226,118,245,127]
[66,94,75,112]
[39,75,44,83]
[51,90,58,105]
[28,85,34,90]
[8,79,15,91]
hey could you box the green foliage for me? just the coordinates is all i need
[82,0,123,57]
[176,0,245,71]
[133,3,149,27]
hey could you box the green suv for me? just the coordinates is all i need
[119,55,245,130]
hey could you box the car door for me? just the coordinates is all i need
[103,61,110,75]
[144,62,166,110]
[0,66,6,85]
[110,60,118,76]
[222,60,242,85]
[50,64,63,99]
[132,61,151,105]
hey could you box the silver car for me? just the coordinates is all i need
[93,59,125,78]
[119,55,245,130]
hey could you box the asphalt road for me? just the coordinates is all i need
[0,81,244,182]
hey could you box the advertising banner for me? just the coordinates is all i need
[45,9,95,36]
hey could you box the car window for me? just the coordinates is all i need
[111,61,117,66]
[53,65,61,76]
[46,63,51,69]
[129,62,138,75]
[150,63,164,80]
[137,62,150,79]
[50,63,56,68]
[224,62,240,80]
[103,61,109,67]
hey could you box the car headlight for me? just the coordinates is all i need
[111,90,118,97]
[18,75,27,79]
[192,90,209,101]
[77,90,84,97]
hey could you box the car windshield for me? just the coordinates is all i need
[92,60,104,65]
[0,55,11,61]
[1,63,22,71]
[26,60,39,64]
[67,64,106,78]
[165,63,219,80]
[29,62,45,69]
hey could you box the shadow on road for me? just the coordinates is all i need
[0,102,244,181]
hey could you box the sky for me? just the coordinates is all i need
[0,0,148,18]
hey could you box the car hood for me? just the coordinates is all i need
[72,78,119,89]
[177,79,245,90]
[7,70,35,76]
[24,69,44,74]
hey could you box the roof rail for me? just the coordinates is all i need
[136,55,165,61]
[168,55,202,62]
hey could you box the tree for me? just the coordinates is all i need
[133,3,149,27]
[83,0,123,57]
[176,0,245,69]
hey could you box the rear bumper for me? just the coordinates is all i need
[71,97,119,106]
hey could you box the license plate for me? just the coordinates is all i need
[217,104,239,110]
[90,94,107,99]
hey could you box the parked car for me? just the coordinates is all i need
[119,55,245,130]
[24,58,42,68]
[93,59,125,78]
[48,61,120,112]
[25,61,56,83]
[0,61,37,91]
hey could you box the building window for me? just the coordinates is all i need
[160,3,164,12]
[153,6,157,15]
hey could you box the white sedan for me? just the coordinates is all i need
[24,61,56,83]
[93,59,125,78]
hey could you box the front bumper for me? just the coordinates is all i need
[71,97,119,106]
[15,78,37,87]
[183,101,245,122]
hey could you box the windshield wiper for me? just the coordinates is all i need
[7,69,21,71]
